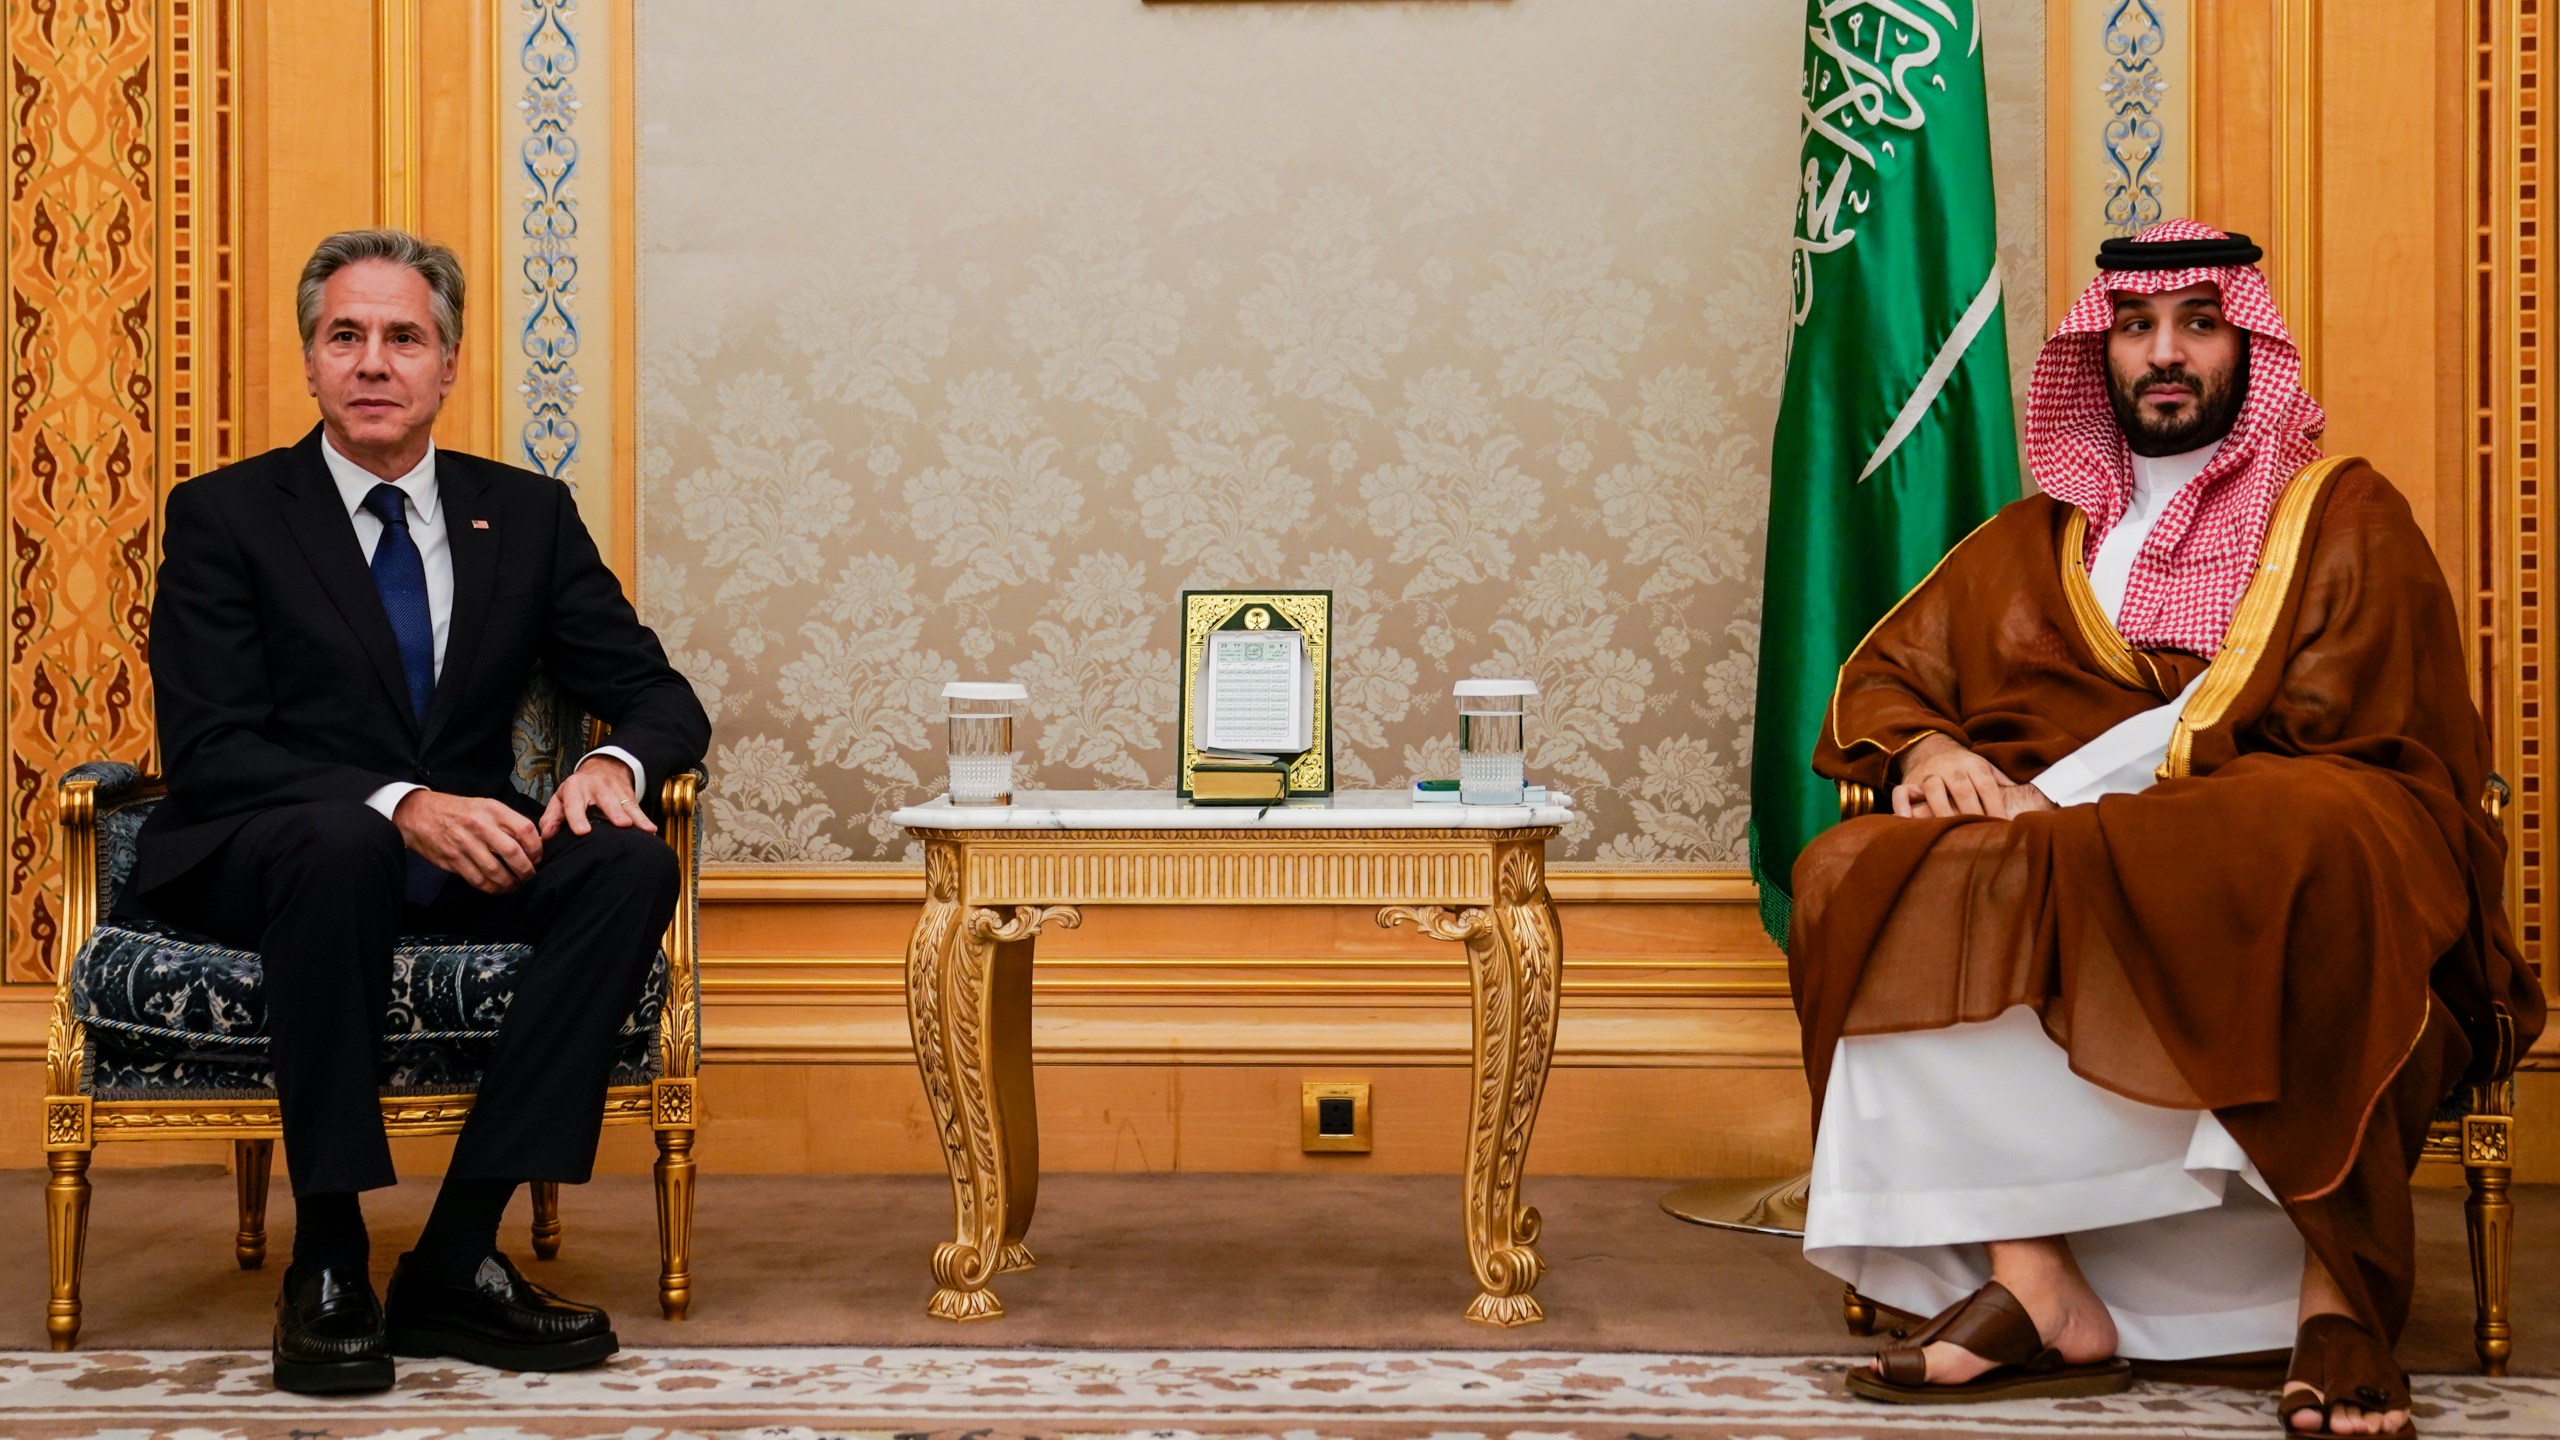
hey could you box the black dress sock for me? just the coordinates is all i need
[414,1176,520,1284]
[289,1191,369,1277]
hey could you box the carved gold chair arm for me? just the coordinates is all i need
[653,769,703,1082]
[50,765,162,1100]
[1837,781,1877,820]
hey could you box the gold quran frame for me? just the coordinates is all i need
[898,817,1562,1326]
[40,766,703,1351]
[1175,589,1332,799]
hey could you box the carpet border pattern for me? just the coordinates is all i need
[2,1346,2558,1439]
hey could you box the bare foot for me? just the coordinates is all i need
[2287,1251,2410,1436]
[1867,1236,2119,1385]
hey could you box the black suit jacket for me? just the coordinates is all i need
[134,426,711,897]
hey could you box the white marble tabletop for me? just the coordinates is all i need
[892,788,1574,832]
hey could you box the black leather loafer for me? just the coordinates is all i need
[384,1251,618,1372]
[273,1262,393,1394]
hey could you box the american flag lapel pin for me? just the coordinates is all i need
[471,519,490,529]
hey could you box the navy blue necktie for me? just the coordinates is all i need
[363,483,445,905]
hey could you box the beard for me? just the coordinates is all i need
[2107,339,2249,457]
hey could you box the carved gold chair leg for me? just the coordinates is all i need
[652,1126,696,1320]
[528,1179,564,1260]
[45,1147,91,1352]
[653,1117,697,1321]
[2463,1113,2516,1376]
[233,1139,274,1270]
[1843,1285,1878,1337]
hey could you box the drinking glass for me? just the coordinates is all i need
[1454,678,1536,805]
[943,681,1026,806]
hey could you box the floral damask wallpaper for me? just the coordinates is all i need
[637,0,2045,866]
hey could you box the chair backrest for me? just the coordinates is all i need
[507,666,595,807]
[88,670,592,914]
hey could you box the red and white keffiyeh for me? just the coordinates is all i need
[2024,218,2326,657]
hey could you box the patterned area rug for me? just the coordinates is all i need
[4,1347,2557,1440]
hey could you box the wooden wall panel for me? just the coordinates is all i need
[2313,3,2462,547]
[238,3,372,456]
[2189,3,2279,268]
[2474,0,2554,995]
[242,3,490,463]
[419,0,495,459]
[2191,2,2468,561]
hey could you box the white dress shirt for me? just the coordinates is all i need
[320,434,643,821]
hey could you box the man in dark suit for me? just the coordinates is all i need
[129,229,710,1393]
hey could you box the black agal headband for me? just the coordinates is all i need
[2096,232,2264,271]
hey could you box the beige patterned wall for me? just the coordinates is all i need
[637,0,2045,866]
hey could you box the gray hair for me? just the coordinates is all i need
[296,228,465,352]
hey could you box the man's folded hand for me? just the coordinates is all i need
[391,789,542,893]
[539,754,656,840]
[1892,734,2053,820]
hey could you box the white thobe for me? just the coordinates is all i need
[1801,442,2309,1360]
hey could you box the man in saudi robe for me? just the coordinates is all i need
[1788,218,2543,1438]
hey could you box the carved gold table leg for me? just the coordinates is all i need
[233,1138,274,1270]
[989,910,1041,1276]
[1381,842,1561,1326]
[906,838,1078,1321]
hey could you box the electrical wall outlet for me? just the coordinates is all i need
[1300,1080,1372,1153]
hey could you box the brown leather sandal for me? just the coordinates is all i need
[1842,1280,2133,1404]
[2280,1313,2416,1438]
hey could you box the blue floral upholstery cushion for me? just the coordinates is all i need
[73,917,669,1100]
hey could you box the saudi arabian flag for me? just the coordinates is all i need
[1749,1,2022,943]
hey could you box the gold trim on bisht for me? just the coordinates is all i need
[2059,508,2153,691]
[2159,455,2357,780]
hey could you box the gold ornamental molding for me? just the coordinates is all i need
[686,1003,1808,1070]
[897,826,1563,912]
[85,1085,653,1142]
[700,864,1760,906]
[162,0,245,502]
[2472,0,2552,994]
[943,831,1494,908]
[696,954,1790,1001]
[374,0,423,229]
[2271,0,2322,388]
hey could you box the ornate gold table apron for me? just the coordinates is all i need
[892,790,1569,1326]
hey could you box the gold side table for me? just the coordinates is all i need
[891,789,1571,1327]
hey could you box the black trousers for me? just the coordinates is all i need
[128,800,678,1197]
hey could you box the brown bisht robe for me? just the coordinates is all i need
[1789,456,2544,1343]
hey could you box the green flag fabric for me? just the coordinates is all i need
[1749,2,2023,944]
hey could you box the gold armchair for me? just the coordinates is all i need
[1828,778,2524,1375]
[40,689,703,1352]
